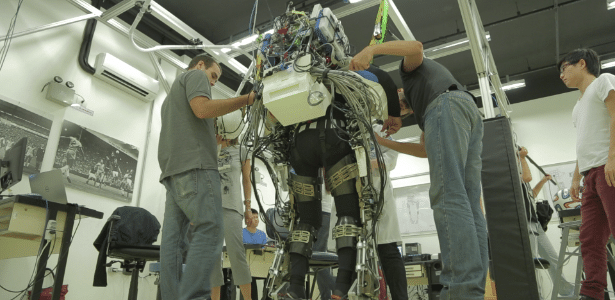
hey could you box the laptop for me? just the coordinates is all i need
[29,169,69,204]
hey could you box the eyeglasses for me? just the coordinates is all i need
[560,62,573,74]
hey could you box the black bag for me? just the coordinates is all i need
[536,201,554,232]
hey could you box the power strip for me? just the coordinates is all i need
[70,104,94,116]
[45,220,57,240]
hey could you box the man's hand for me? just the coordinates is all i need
[244,210,253,226]
[382,116,402,137]
[216,134,224,145]
[570,180,582,201]
[247,91,256,105]
[349,47,373,71]
[519,147,528,158]
[606,158,615,187]
[373,131,385,145]
[542,174,552,182]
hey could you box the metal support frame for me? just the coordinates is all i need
[57,0,237,96]
[552,220,584,300]
[387,0,416,41]
[458,0,511,118]
[148,53,171,94]
[99,0,137,22]
[0,13,100,42]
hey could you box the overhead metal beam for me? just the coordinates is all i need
[99,0,137,22]
[148,2,249,75]
[378,33,491,72]
[332,0,381,18]
[387,0,416,41]
[64,0,237,97]
[459,0,509,118]
[0,13,99,42]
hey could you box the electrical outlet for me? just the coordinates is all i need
[45,220,57,240]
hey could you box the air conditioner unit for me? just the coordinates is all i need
[93,53,159,102]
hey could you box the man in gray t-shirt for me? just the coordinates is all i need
[158,54,255,300]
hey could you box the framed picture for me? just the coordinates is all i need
[0,96,52,175]
[53,120,139,202]
[393,183,437,235]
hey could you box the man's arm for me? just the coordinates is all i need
[375,132,427,158]
[604,90,615,187]
[350,41,424,72]
[519,147,532,183]
[189,92,254,119]
[532,175,552,198]
[241,158,253,224]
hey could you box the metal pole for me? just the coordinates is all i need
[0,13,99,42]
[234,60,256,97]
[148,53,171,94]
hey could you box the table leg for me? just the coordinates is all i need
[51,205,76,300]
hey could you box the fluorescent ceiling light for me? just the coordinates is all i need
[379,33,491,72]
[469,79,525,98]
[501,81,526,91]
[423,32,491,60]
[226,29,273,53]
[348,0,364,3]
[228,58,248,74]
[602,58,615,69]
[608,0,615,10]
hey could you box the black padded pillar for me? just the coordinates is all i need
[481,117,539,300]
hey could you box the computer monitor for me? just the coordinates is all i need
[0,137,27,193]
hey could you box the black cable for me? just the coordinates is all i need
[0,0,25,73]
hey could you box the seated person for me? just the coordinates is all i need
[243,209,270,300]
[243,209,268,245]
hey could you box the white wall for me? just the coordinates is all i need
[0,0,172,299]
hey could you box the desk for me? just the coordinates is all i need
[405,260,442,300]
[0,195,103,300]
[222,244,276,278]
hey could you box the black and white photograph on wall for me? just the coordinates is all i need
[53,120,139,202]
[0,96,52,176]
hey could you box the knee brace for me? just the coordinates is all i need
[325,154,359,197]
[289,223,316,258]
[333,216,360,251]
[289,173,321,203]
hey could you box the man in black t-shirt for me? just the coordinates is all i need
[351,41,488,300]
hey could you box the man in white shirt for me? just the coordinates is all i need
[559,48,615,300]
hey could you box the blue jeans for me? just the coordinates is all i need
[160,169,224,300]
[314,212,335,300]
[423,91,488,300]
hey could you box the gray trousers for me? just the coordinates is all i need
[529,222,575,296]
[211,208,252,287]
